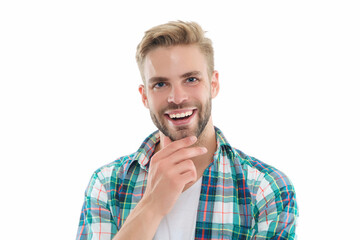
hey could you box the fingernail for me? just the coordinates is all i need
[189,136,197,142]
[201,147,208,153]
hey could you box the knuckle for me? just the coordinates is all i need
[157,161,167,172]
[150,155,159,163]
[182,171,196,183]
[189,172,197,182]
[184,159,194,168]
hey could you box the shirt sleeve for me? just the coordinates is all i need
[76,172,118,240]
[252,171,299,240]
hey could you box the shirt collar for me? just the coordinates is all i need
[133,127,235,172]
[133,130,160,171]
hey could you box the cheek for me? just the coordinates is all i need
[147,92,166,110]
[191,86,211,102]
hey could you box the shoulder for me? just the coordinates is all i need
[233,148,296,198]
[86,153,137,191]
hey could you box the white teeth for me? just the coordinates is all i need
[169,110,193,119]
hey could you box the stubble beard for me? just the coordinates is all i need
[149,98,212,141]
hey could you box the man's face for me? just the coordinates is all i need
[139,45,219,141]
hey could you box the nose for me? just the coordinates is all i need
[167,84,188,105]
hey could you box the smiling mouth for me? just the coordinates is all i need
[168,110,193,120]
[164,109,197,124]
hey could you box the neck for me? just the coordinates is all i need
[193,118,217,173]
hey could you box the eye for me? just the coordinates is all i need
[154,82,166,88]
[186,77,198,83]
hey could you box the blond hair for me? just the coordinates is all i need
[136,21,214,81]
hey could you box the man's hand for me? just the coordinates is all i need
[143,135,207,217]
[113,135,207,240]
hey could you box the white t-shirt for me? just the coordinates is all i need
[153,177,202,240]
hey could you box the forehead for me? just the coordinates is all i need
[143,45,208,82]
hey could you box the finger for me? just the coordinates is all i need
[179,169,197,186]
[155,135,197,160]
[163,136,172,148]
[175,159,196,175]
[167,146,207,164]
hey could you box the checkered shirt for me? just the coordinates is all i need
[76,127,298,239]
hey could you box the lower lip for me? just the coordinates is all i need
[165,110,197,126]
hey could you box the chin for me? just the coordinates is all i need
[166,128,195,141]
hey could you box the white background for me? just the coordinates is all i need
[1,1,359,239]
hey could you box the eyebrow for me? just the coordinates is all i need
[148,76,169,84]
[148,71,202,84]
[180,71,202,79]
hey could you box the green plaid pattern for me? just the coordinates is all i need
[76,127,298,239]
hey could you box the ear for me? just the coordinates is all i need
[210,70,220,99]
[138,84,149,108]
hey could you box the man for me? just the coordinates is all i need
[76,21,298,240]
